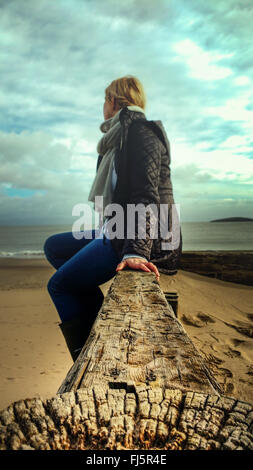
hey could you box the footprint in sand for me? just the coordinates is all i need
[226,347,241,358]
[219,367,233,379]
[217,367,235,395]
[225,320,253,338]
[181,314,203,327]
[205,353,224,366]
[229,337,252,361]
[231,338,246,348]
[182,311,216,328]
[196,312,216,324]
[246,365,253,376]
[225,382,234,394]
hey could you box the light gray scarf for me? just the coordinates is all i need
[88,105,145,215]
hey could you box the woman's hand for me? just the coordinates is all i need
[116,257,160,281]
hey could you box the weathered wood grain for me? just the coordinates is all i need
[58,271,222,395]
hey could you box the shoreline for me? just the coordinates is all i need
[1,249,252,288]
[0,255,252,411]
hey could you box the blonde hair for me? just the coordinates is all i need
[105,75,146,110]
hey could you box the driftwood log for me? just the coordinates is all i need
[179,250,253,286]
[0,271,252,451]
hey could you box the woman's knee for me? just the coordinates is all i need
[44,234,56,259]
[43,234,64,268]
[47,270,63,296]
[47,273,56,296]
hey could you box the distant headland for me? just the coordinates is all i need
[210,217,253,222]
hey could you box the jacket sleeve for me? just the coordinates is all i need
[121,122,162,261]
[121,253,148,262]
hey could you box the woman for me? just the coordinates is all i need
[44,75,182,361]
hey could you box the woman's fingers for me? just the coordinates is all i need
[116,258,160,280]
[146,262,160,279]
[116,260,151,274]
[131,263,152,273]
[116,261,127,271]
[116,259,149,271]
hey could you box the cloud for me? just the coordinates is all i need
[0,0,252,223]
[172,39,233,81]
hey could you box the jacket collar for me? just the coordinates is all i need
[119,106,147,125]
[119,106,169,155]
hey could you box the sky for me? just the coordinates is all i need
[0,0,253,225]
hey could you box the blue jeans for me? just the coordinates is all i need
[44,229,121,322]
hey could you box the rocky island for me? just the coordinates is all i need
[210,217,253,222]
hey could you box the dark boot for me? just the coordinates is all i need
[59,317,89,361]
[59,286,104,361]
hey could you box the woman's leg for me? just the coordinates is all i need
[43,229,98,270]
[45,231,120,361]
[46,235,120,323]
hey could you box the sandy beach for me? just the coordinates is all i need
[0,257,252,411]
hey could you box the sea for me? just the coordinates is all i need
[0,222,252,258]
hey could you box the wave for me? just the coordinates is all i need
[0,250,45,258]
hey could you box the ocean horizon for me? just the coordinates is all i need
[0,221,252,258]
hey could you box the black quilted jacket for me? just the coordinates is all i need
[97,107,183,274]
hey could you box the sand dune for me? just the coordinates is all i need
[0,258,252,411]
